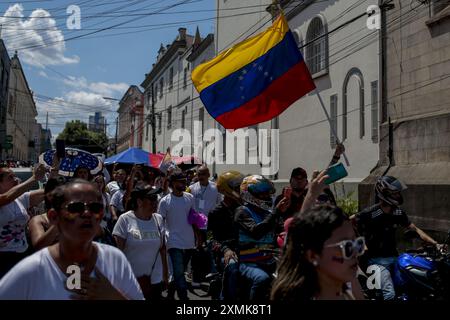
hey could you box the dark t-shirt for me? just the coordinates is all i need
[355,204,411,258]
[208,201,238,254]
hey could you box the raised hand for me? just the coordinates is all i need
[33,163,47,181]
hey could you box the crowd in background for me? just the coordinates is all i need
[0,143,443,301]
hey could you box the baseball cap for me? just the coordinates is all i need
[290,167,307,179]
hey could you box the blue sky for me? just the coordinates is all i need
[0,0,215,138]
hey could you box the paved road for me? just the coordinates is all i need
[162,280,213,301]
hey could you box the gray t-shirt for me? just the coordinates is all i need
[157,192,195,250]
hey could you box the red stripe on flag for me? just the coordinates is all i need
[215,61,315,129]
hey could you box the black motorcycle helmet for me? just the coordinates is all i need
[375,176,407,206]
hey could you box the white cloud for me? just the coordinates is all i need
[35,93,118,137]
[65,91,114,109]
[37,74,129,137]
[63,76,89,89]
[0,4,79,67]
[64,91,118,137]
[89,82,129,97]
[38,71,48,78]
[63,76,128,98]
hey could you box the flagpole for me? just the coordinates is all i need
[314,88,350,166]
[274,0,283,16]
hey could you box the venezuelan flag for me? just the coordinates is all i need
[192,14,316,130]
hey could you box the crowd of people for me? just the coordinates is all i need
[0,143,443,301]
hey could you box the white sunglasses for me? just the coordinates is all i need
[325,237,365,260]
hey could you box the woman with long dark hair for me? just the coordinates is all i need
[271,171,364,301]
[271,205,364,301]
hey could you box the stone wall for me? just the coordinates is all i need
[359,1,450,238]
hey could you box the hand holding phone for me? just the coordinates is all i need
[324,163,348,185]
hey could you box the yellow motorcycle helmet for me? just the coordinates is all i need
[216,170,245,201]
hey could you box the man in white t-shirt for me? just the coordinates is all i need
[0,165,46,278]
[158,172,196,301]
[188,165,222,217]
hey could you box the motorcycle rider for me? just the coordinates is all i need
[352,176,440,300]
[208,170,245,300]
[234,175,287,301]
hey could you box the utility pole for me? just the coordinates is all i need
[115,116,118,154]
[45,112,48,130]
[151,82,156,153]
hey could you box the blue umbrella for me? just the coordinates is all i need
[104,147,150,165]
[39,148,102,177]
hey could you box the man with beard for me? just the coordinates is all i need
[157,172,196,301]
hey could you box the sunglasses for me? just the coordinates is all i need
[325,237,365,260]
[64,201,104,215]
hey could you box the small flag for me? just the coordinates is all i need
[159,148,176,174]
[192,13,316,129]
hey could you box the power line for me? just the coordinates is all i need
[0,0,160,48]
[0,9,270,32]
[3,0,204,51]
[31,0,425,119]
[7,0,430,140]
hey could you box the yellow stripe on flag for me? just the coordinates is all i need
[192,14,289,93]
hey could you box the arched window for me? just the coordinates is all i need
[305,16,328,75]
[342,68,365,140]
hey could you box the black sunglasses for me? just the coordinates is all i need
[64,201,104,215]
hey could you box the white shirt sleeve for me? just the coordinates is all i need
[17,192,31,209]
[189,193,195,210]
[0,254,36,299]
[110,191,121,208]
[103,246,144,300]
[157,197,167,219]
[112,214,128,239]
[103,168,111,184]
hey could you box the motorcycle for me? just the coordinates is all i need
[359,230,450,300]
[206,247,282,301]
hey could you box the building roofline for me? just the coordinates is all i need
[11,53,38,116]
[187,33,214,62]
[141,40,187,88]
[266,0,314,20]
[117,85,143,113]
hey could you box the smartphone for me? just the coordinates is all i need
[55,139,66,159]
[283,186,292,200]
[324,163,348,185]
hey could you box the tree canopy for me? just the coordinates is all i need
[57,120,108,154]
